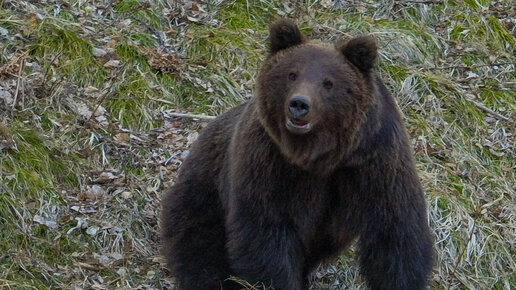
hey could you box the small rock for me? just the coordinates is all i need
[93,105,106,117]
[0,89,13,104]
[96,115,108,127]
[92,47,107,58]
[0,27,8,36]
[75,102,93,119]
[86,226,99,236]
[117,267,127,276]
[121,191,133,199]
[467,71,479,79]
[87,185,105,199]
[110,253,123,260]
[95,171,116,183]
[95,253,110,266]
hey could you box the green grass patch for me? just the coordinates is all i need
[28,22,106,87]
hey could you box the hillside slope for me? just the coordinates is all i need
[1,0,514,289]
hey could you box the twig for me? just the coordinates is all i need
[0,120,14,148]
[128,14,169,52]
[469,100,510,121]
[429,63,513,71]
[319,24,352,38]
[0,19,25,24]
[396,0,443,3]
[42,49,64,91]
[164,112,216,120]
[87,83,118,123]
[12,56,26,111]
[150,98,175,105]
[86,65,126,123]
[47,77,66,103]
[449,219,476,287]
[78,262,104,271]
[106,277,121,285]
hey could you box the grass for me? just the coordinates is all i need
[1,0,514,289]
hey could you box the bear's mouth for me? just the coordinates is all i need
[286,118,312,134]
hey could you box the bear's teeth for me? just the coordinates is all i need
[291,118,308,127]
[286,119,312,133]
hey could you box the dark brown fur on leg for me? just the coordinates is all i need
[161,107,245,290]
[161,182,230,289]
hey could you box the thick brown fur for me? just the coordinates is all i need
[162,19,433,290]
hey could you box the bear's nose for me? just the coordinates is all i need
[288,96,311,118]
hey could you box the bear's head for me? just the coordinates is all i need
[257,19,379,174]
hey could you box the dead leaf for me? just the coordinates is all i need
[501,165,512,172]
[78,262,103,271]
[33,215,58,229]
[84,86,100,94]
[115,133,130,144]
[145,49,181,73]
[103,59,120,69]
[95,172,117,184]
[121,191,133,199]
[186,16,200,23]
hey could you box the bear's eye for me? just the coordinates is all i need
[347,88,353,94]
[323,80,333,89]
[288,72,297,81]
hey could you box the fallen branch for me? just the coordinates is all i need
[396,0,443,3]
[429,62,513,71]
[470,100,510,121]
[164,112,216,120]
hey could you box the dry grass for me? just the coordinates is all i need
[0,0,514,289]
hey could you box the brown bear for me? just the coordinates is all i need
[161,19,433,290]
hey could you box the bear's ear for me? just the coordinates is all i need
[339,36,377,73]
[269,19,305,54]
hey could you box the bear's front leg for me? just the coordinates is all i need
[357,166,434,290]
[225,203,306,290]
[358,218,433,290]
[224,117,308,289]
